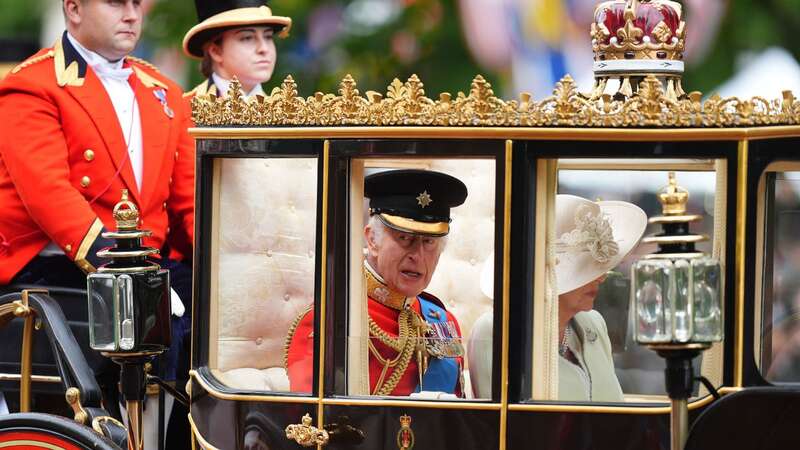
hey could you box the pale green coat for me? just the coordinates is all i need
[558,310,624,402]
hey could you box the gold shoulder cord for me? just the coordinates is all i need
[11,50,55,74]
[283,305,313,371]
[368,308,430,396]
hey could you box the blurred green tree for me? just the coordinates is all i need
[0,0,45,41]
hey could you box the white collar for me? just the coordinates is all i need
[66,32,126,72]
[212,72,265,98]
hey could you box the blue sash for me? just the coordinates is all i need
[414,297,460,394]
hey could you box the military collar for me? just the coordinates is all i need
[54,31,88,87]
[188,78,218,98]
[211,72,265,98]
[364,261,413,310]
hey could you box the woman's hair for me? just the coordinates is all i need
[199,35,224,79]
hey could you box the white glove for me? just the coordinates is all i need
[408,391,458,400]
[170,288,185,317]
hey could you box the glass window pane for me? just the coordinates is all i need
[540,167,717,402]
[760,171,800,383]
[210,157,317,393]
[341,158,496,399]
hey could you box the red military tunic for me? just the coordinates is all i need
[285,292,464,396]
[0,33,195,283]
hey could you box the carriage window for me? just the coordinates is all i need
[209,157,317,393]
[331,158,495,399]
[535,165,719,402]
[758,170,800,383]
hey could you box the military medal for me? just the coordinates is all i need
[153,88,174,119]
[424,320,464,359]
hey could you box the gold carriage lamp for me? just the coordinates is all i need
[631,173,723,450]
[632,172,723,346]
[86,189,171,353]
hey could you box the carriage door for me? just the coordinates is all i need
[315,138,508,450]
[188,136,325,449]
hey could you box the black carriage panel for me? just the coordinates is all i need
[192,138,325,398]
[323,404,500,450]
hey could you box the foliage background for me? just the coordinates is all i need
[2,0,800,97]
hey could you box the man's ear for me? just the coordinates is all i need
[63,0,82,26]
[364,225,378,257]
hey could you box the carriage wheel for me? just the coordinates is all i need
[0,412,120,450]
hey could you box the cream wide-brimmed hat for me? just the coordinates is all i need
[183,1,292,59]
[554,194,647,295]
[476,195,646,299]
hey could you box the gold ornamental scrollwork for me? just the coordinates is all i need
[285,413,330,447]
[192,73,800,128]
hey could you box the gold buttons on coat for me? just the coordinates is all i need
[65,244,72,252]
[174,151,179,160]
[83,149,94,161]
[80,176,91,188]
[162,202,167,211]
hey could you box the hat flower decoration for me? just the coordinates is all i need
[558,205,620,264]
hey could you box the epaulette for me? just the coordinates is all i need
[182,86,197,99]
[126,56,160,73]
[11,50,55,75]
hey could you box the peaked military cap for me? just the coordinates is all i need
[183,0,292,59]
[365,169,468,237]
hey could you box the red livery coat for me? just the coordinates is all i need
[0,34,195,283]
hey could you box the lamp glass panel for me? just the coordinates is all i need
[87,273,119,351]
[118,274,135,351]
[633,259,674,343]
[691,257,723,342]
[673,259,692,343]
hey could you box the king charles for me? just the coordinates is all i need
[285,169,469,396]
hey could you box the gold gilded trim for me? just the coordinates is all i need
[189,125,800,142]
[192,74,800,128]
[75,218,103,273]
[499,141,513,450]
[190,370,318,403]
[317,140,331,431]
[0,374,61,383]
[734,140,748,387]
[321,397,501,410]
[508,389,733,415]
[188,413,222,450]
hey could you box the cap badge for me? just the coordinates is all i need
[416,191,432,208]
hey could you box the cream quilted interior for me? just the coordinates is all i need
[211,157,495,394]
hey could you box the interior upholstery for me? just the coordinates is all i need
[212,157,496,394]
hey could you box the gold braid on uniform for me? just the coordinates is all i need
[283,305,313,371]
[126,56,160,72]
[368,309,420,396]
[11,50,55,74]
